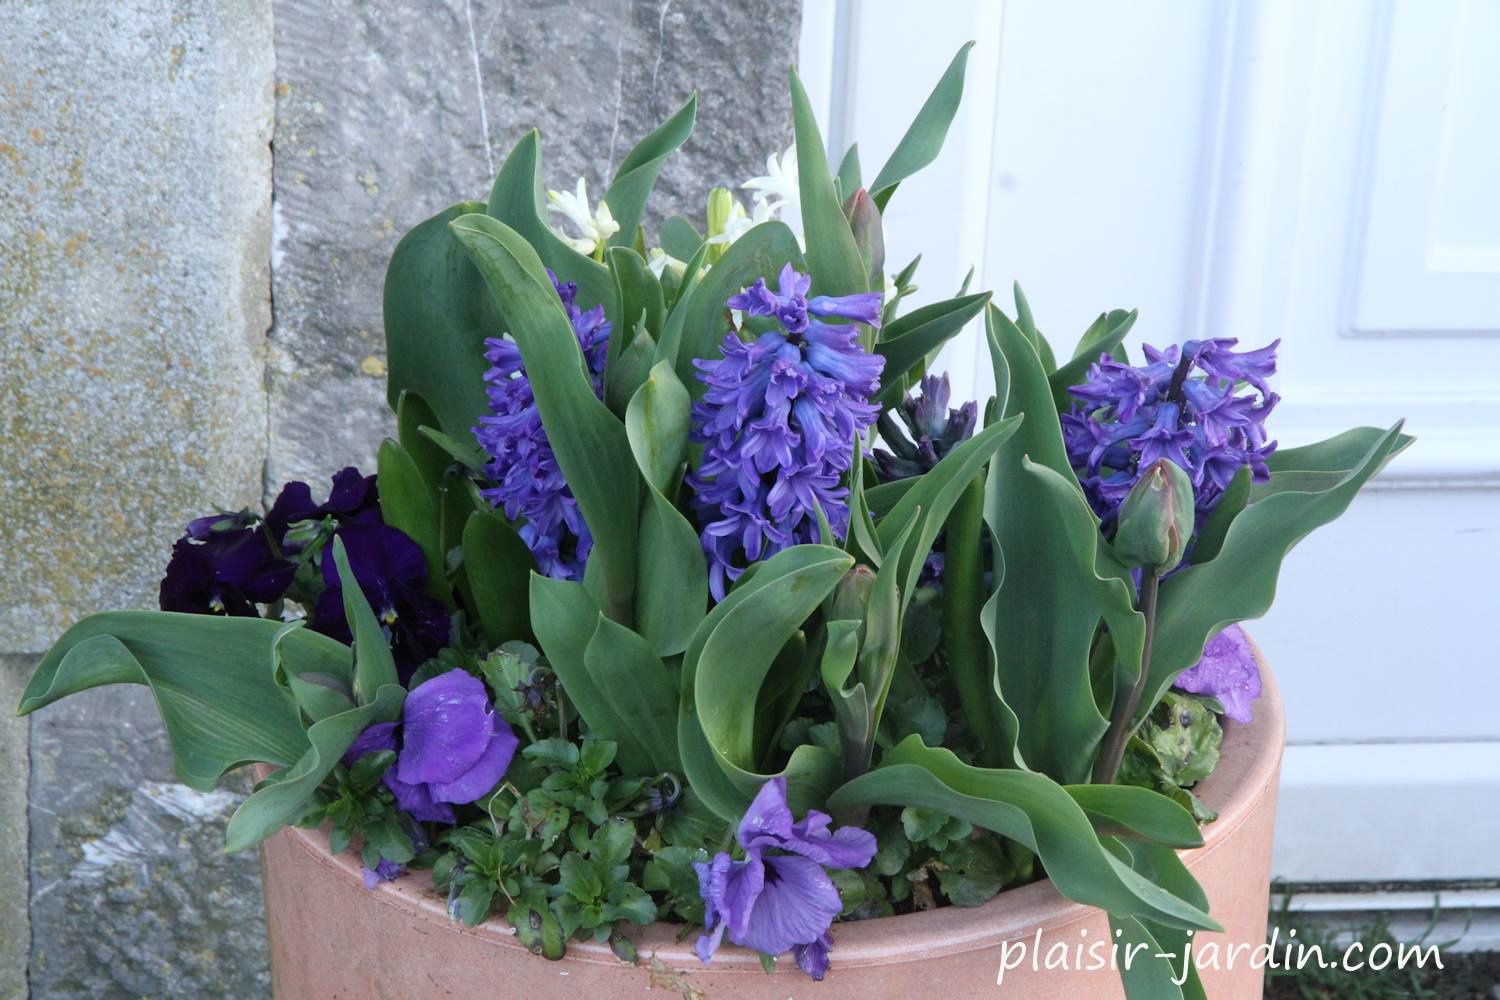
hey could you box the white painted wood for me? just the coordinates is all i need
[800,0,1500,884]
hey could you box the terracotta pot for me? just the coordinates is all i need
[261,657,1283,999]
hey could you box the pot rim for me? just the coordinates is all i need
[268,642,1285,976]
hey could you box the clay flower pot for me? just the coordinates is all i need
[261,659,1283,999]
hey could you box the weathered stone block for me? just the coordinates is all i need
[267,0,801,489]
[0,0,275,654]
[0,659,30,1000]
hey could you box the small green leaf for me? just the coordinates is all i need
[331,536,399,703]
[790,68,868,303]
[873,292,991,408]
[602,94,697,249]
[659,216,703,261]
[868,43,974,210]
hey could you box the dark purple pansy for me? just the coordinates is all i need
[311,522,450,680]
[1174,624,1262,724]
[159,511,294,617]
[472,272,610,581]
[265,466,381,548]
[341,671,518,826]
[694,776,877,980]
[1061,338,1279,532]
[689,265,884,599]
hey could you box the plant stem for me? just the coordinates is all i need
[1092,571,1160,784]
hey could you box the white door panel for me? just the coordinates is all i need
[800,0,1500,885]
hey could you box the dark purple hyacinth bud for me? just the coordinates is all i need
[689,265,884,599]
[310,522,450,680]
[1174,624,1262,723]
[694,777,877,980]
[341,670,518,826]
[873,373,978,480]
[1061,338,1279,532]
[472,271,610,582]
[159,511,294,617]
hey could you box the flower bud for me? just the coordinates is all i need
[842,187,885,285]
[829,564,876,623]
[1112,458,1194,574]
[706,188,734,241]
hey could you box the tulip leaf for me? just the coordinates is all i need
[868,43,974,210]
[461,510,538,646]
[681,544,853,819]
[836,143,863,200]
[583,615,681,774]
[330,536,400,702]
[528,574,656,776]
[449,212,641,623]
[790,68,868,302]
[659,221,804,395]
[1049,308,1138,412]
[224,682,406,853]
[17,611,351,790]
[659,216,703,261]
[982,305,1138,783]
[376,438,453,606]
[872,292,992,408]
[607,247,665,380]
[486,130,618,330]
[1139,422,1412,725]
[383,200,503,438]
[828,736,1220,932]
[1064,784,1203,849]
[603,94,696,249]
[395,391,452,502]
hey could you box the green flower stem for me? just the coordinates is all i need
[1093,571,1160,785]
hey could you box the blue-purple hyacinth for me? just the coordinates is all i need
[342,670,518,826]
[873,372,978,480]
[473,272,610,581]
[695,777,877,980]
[689,265,884,598]
[1061,338,1279,530]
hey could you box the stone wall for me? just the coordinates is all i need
[0,1,799,996]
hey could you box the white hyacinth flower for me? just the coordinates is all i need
[546,177,620,256]
[741,146,800,218]
[646,247,686,280]
[705,195,778,248]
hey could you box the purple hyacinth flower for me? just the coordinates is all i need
[694,777,876,980]
[311,522,450,680]
[1174,624,1262,723]
[1062,337,1279,533]
[159,511,294,617]
[691,266,884,598]
[342,671,518,825]
[873,372,979,480]
[472,271,610,581]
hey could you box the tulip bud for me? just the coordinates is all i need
[1112,458,1194,574]
[829,564,876,624]
[842,188,886,285]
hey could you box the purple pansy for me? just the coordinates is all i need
[159,511,294,617]
[363,856,406,889]
[1174,624,1262,724]
[266,466,381,547]
[1062,338,1279,531]
[342,670,518,825]
[694,776,877,980]
[311,522,450,680]
[689,265,884,598]
[472,272,610,581]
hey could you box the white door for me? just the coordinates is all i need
[800,0,1500,897]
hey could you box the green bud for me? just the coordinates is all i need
[705,187,734,263]
[829,564,876,624]
[842,187,885,285]
[1112,458,1194,574]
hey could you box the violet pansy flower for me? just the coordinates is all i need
[343,670,518,826]
[473,272,610,581]
[689,265,884,598]
[1174,624,1262,724]
[694,776,877,980]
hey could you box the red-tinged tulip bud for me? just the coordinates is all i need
[842,187,885,285]
[1112,458,1194,574]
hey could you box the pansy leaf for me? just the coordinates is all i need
[790,68,868,302]
[17,612,350,790]
[867,43,974,210]
[828,736,1221,932]
[449,212,641,623]
[383,200,502,438]
[603,93,696,249]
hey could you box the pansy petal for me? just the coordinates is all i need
[428,719,519,805]
[395,670,496,785]
[734,854,844,958]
